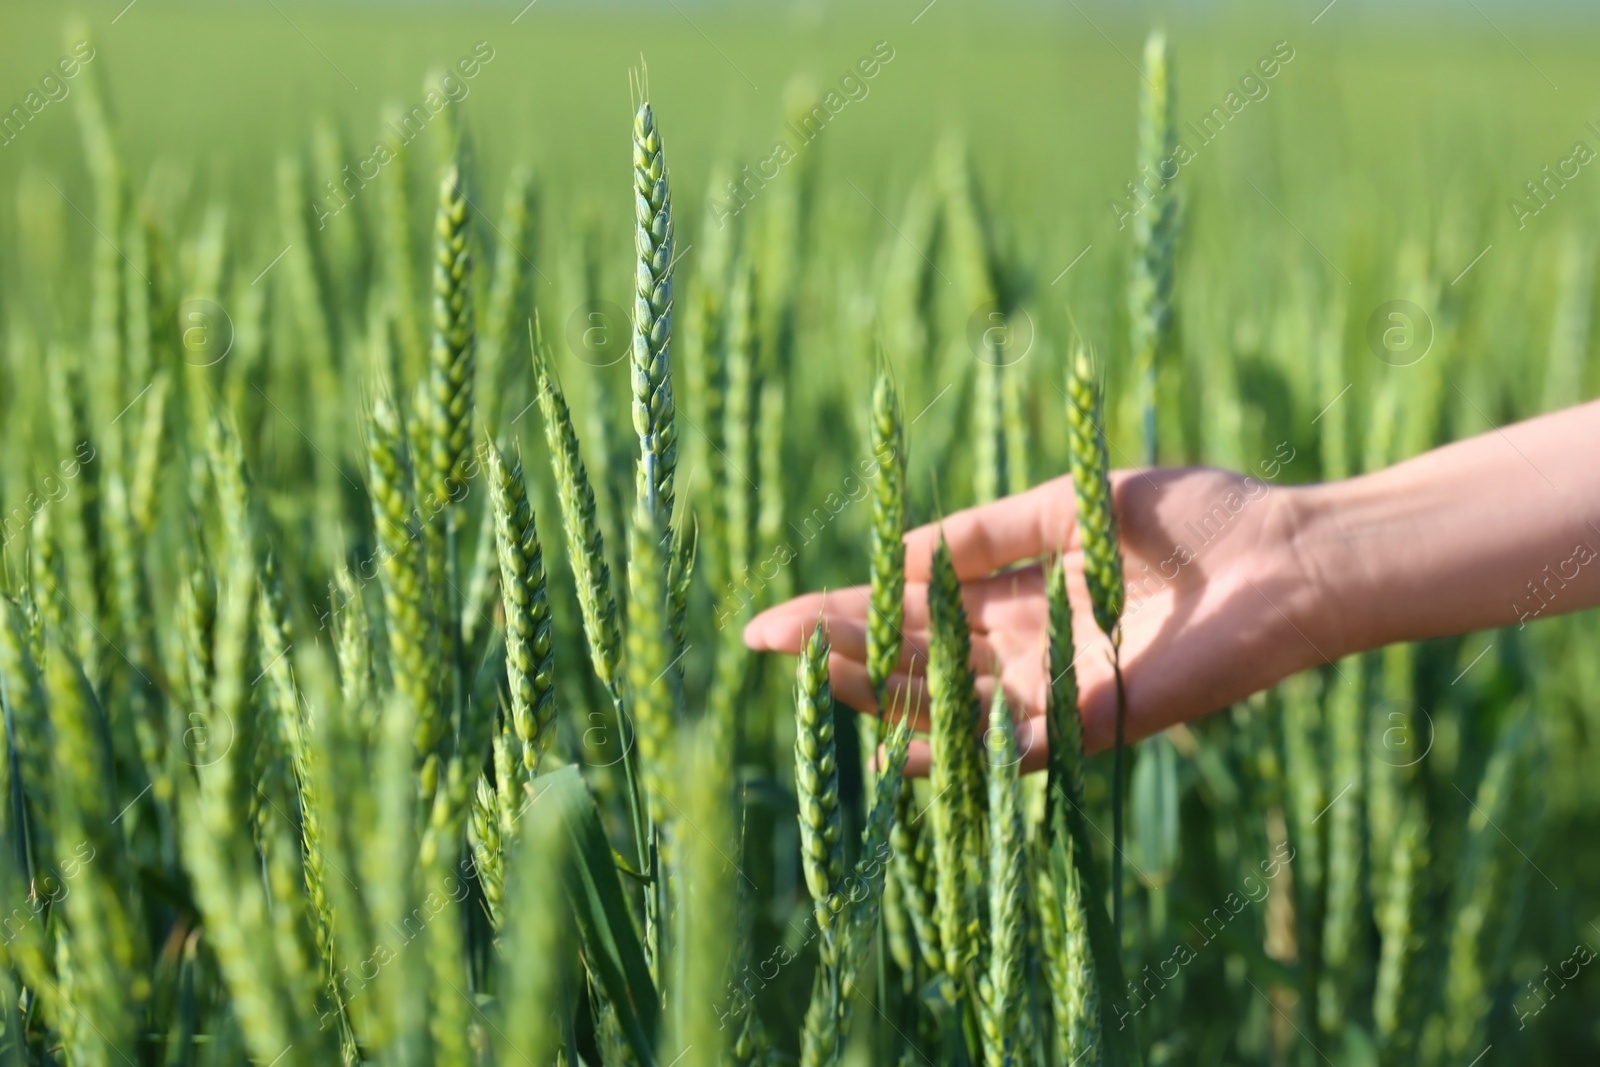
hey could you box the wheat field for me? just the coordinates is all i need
[0,1,1595,1064]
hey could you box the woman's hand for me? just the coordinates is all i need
[746,401,1600,773]
[744,465,1330,774]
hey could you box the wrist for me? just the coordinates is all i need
[1270,478,1376,665]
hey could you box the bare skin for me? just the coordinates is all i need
[744,400,1600,774]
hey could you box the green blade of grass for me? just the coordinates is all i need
[542,764,660,1066]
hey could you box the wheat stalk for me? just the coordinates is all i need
[626,489,678,844]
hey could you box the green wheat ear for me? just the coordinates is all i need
[755,378,789,604]
[29,506,71,656]
[532,328,624,698]
[1067,343,1123,637]
[1318,660,1366,1033]
[800,681,913,1067]
[1129,29,1180,466]
[378,107,424,381]
[794,620,844,913]
[927,537,985,985]
[423,162,475,513]
[1050,833,1103,1067]
[684,166,735,525]
[0,596,47,763]
[866,355,906,705]
[890,776,942,973]
[484,438,556,776]
[1440,717,1536,1060]
[1045,555,1088,816]
[631,99,678,523]
[979,691,1025,1067]
[366,393,439,756]
[478,167,538,429]
[1068,340,1131,942]
[44,635,147,1054]
[721,255,757,588]
[1374,794,1428,1062]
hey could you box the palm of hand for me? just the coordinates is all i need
[744,465,1316,773]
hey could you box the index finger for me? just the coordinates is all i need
[904,473,1077,581]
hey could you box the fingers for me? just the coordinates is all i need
[903,474,1078,581]
[746,570,1045,655]
[962,568,1048,636]
[742,587,869,652]
[819,617,1008,679]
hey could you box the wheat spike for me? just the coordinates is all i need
[890,778,942,973]
[795,620,845,913]
[1061,837,1103,1066]
[1045,557,1087,816]
[980,693,1026,1067]
[1317,661,1366,1033]
[485,439,557,775]
[1374,795,1429,1065]
[755,378,789,604]
[478,167,538,429]
[1128,30,1179,466]
[533,338,624,697]
[866,357,906,704]
[366,394,440,758]
[631,100,678,523]
[422,162,476,512]
[469,733,511,927]
[1066,342,1129,938]
[377,108,425,382]
[1440,718,1536,1060]
[927,538,984,984]
[1066,344,1123,637]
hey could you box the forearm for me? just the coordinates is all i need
[1293,399,1600,657]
